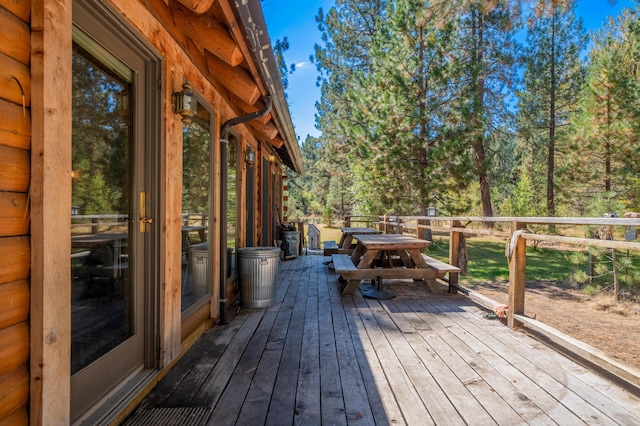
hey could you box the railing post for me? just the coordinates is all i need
[397,216,403,234]
[448,220,462,294]
[345,216,351,227]
[508,221,527,328]
[417,218,428,241]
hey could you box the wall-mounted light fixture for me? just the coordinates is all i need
[115,90,129,116]
[268,154,276,163]
[245,147,256,167]
[172,82,197,124]
[228,143,237,166]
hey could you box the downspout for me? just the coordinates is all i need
[219,96,272,324]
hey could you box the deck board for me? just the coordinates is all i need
[124,255,640,426]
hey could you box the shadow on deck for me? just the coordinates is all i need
[124,254,640,425]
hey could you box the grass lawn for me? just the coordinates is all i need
[314,223,344,244]
[427,236,640,292]
[427,236,582,284]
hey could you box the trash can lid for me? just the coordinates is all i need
[238,247,281,254]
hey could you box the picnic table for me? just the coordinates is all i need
[331,234,460,299]
[338,227,382,250]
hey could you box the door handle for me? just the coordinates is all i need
[139,192,152,232]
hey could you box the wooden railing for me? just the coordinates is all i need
[344,214,640,388]
[71,214,129,234]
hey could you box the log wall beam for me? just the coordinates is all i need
[205,51,260,105]
[216,0,266,94]
[248,119,278,141]
[0,146,30,193]
[0,193,29,237]
[172,6,243,67]
[0,99,31,151]
[176,0,216,15]
[268,136,284,149]
[0,7,31,66]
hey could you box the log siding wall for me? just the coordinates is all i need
[0,0,31,423]
[0,0,296,422]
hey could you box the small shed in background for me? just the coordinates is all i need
[308,224,321,250]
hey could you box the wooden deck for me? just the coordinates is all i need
[124,255,640,425]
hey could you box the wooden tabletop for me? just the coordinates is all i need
[71,233,127,245]
[353,234,431,250]
[340,227,381,235]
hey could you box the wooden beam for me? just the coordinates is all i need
[172,6,243,67]
[0,366,28,420]
[216,0,266,94]
[0,192,29,237]
[521,232,640,251]
[0,54,30,107]
[0,146,29,193]
[205,52,260,105]
[248,119,278,140]
[0,0,31,23]
[268,136,284,149]
[176,0,216,14]
[448,220,462,294]
[0,280,29,329]
[0,98,31,151]
[0,7,30,66]
[0,322,29,377]
[30,0,72,423]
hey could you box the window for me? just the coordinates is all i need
[181,99,212,312]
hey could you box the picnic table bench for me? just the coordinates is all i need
[323,240,341,256]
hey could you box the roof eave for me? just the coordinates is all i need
[232,0,304,175]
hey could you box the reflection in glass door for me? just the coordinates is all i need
[71,41,135,376]
[70,19,149,421]
[226,136,238,279]
[182,101,211,312]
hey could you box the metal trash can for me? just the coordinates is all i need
[189,242,208,296]
[282,230,300,258]
[238,247,280,308]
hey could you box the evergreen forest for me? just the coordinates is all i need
[285,0,640,223]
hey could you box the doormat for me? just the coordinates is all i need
[124,407,211,426]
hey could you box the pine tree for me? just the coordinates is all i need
[567,12,637,212]
[312,0,385,216]
[517,0,587,217]
[452,0,521,219]
[345,0,474,215]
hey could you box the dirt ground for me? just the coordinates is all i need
[462,279,640,370]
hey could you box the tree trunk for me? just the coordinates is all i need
[547,9,557,218]
[473,10,493,222]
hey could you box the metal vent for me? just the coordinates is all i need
[124,407,211,426]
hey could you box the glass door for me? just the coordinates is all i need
[70,4,158,420]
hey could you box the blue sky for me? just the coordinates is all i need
[262,0,635,143]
